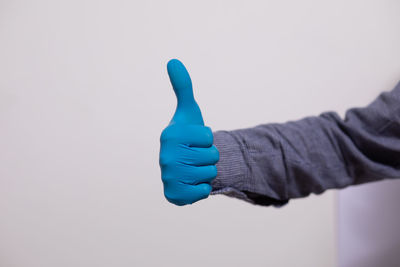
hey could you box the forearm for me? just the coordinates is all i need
[212,81,400,206]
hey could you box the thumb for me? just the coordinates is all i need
[167,59,204,125]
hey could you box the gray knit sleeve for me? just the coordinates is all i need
[211,81,400,207]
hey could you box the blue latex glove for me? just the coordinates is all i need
[159,59,219,206]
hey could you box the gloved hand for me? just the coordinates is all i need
[159,59,219,206]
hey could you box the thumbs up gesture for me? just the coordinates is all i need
[159,59,219,206]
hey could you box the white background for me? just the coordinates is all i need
[0,1,399,266]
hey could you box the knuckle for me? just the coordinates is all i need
[199,185,211,199]
[160,126,173,143]
[160,129,168,143]
[161,174,175,184]
[159,153,173,167]
[210,165,218,178]
[210,146,220,162]
[202,127,214,145]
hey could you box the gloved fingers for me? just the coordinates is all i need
[179,165,217,184]
[177,145,219,166]
[160,124,213,148]
[164,182,212,206]
[161,164,217,185]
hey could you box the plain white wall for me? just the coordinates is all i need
[0,1,399,266]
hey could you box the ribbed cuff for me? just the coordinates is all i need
[211,130,255,204]
[211,129,289,207]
